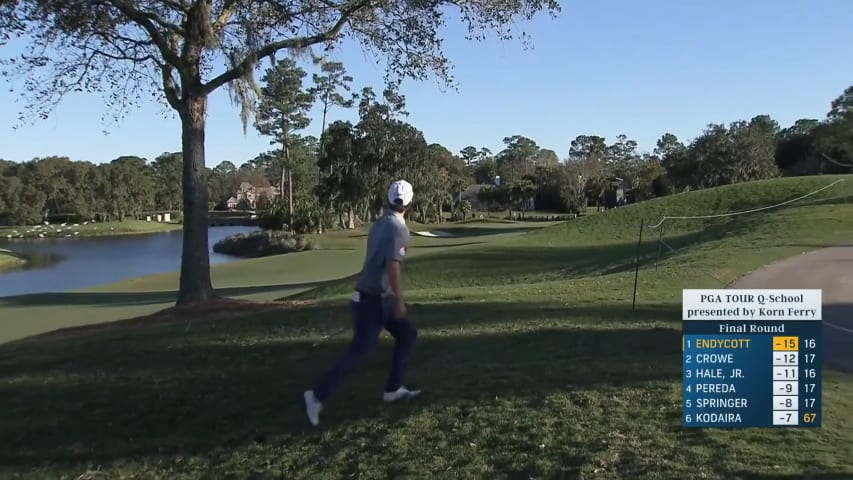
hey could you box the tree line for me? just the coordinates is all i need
[4,82,851,229]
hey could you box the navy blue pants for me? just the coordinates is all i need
[312,292,418,403]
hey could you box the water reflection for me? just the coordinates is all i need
[8,251,63,270]
[0,226,256,297]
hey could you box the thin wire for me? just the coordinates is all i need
[647,178,846,229]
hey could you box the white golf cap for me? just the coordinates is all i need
[388,179,414,206]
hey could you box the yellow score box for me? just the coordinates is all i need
[773,336,798,351]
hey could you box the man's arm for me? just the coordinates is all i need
[385,226,409,319]
[386,259,404,302]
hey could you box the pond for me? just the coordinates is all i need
[0,226,257,297]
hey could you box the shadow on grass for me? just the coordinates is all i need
[730,473,853,480]
[295,224,743,300]
[1,299,847,477]
[796,194,853,208]
[423,226,545,237]
[412,241,486,249]
[772,243,853,249]
[402,224,739,289]
[0,309,682,473]
[1,301,683,373]
[0,278,350,307]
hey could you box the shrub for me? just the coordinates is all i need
[258,198,287,230]
[257,196,326,234]
[451,200,473,221]
[501,214,575,222]
[212,230,317,258]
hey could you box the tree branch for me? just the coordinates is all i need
[141,10,187,37]
[212,0,239,35]
[162,63,181,110]
[91,31,157,63]
[202,0,374,95]
[105,0,183,67]
[157,0,191,13]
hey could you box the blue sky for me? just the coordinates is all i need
[1,0,852,167]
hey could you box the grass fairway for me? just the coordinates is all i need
[0,219,182,239]
[1,176,853,478]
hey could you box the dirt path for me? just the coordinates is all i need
[732,245,853,374]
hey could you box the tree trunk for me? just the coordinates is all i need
[280,166,286,209]
[347,206,355,229]
[176,94,214,305]
[282,128,294,225]
[288,168,293,220]
[320,103,329,178]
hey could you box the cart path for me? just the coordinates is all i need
[732,244,853,375]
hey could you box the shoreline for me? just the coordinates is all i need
[0,220,184,240]
[0,249,27,272]
[2,215,259,241]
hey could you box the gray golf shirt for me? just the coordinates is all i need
[354,209,410,297]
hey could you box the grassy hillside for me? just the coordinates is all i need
[1,175,852,479]
[301,174,853,302]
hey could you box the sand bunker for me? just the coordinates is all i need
[413,230,455,238]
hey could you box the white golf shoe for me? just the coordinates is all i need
[383,386,421,402]
[303,390,323,426]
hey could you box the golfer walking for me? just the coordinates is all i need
[303,179,420,426]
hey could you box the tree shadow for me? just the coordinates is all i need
[796,194,853,208]
[1,301,682,375]
[0,320,683,473]
[736,243,853,250]
[0,277,351,307]
[293,224,742,301]
[418,226,544,237]
[1,299,848,477]
[729,473,853,480]
[404,225,736,286]
[412,241,485,249]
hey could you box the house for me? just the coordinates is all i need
[602,176,625,210]
[459,179,535,212]
[459,184,495,211]
[227,182,280,210]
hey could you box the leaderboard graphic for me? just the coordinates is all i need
[682,289,822,428]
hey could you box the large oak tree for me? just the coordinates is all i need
[2,0,560,305]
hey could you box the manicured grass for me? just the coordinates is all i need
[1,176,853,478]
[0,222,545,344]
[0,249,26,272]
[0,219,183,239]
